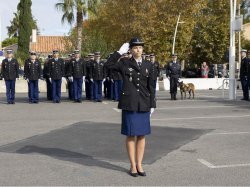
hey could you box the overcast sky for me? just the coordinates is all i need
[0,0,73,41]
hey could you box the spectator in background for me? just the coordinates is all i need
[222,64,228,78]
[201,62,209,78]
[194,64,201,78]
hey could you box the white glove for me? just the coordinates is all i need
[90,78,94,82]
[106,77,110,81]
[27,79,29,83]
[69,76,73,82]
[111,79,114,83]
[103,78,106,82]
[49,78,52,83]
[118,43,129,55]
[150,108,155,117]
[62,77,67,82]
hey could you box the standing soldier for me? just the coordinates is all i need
[165,54,181,100]
[65,54,74,100]
[91,52,106,102]
[43,55,52,101]
[145,54,150,61]
[0,49,19,104]
[69,50,85,103]
[103,64,109,99]
[240,49,249,101]
[48,50,65,103]
[150,53,160,94]
[111,56,124,101]
[85,53,94,100]
[24,51,43,103]
[106,53,114,100]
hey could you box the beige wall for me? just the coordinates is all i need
[0,79,67,93]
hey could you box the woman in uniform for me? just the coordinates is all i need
[105,38,156,177]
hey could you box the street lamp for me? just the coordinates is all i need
[229,0,242,100]
[172,13,185,55]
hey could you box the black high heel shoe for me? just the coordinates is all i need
[136,167,146,176]
[129,169,138,177]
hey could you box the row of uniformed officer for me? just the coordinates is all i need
[24,52,43,103]
[0,49,19,104]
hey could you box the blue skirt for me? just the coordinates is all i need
[121,110,151,136]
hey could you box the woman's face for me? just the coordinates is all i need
[130,46,143,58]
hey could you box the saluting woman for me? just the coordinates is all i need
[105,38,156,177]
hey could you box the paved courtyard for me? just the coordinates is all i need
[0,89,250,186]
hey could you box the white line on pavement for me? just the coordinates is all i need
[113,108,121,112]
[102,101,109,105]
[198,159,250,169]
[207,132,250,135]
[197,159,216,168]
[151,114,250,121]
[156,105,249,110]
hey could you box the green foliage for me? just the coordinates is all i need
[17,0,33,62]
[189,0,230,65]
[241,0,250,23]
[7,8,38,38]
[63,23,110,58]
[85,0,206,65]
[2,37,18,47]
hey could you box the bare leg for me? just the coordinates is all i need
[126,136,137,172]
[136,135,146,172]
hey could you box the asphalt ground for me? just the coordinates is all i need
[0,89,250,186]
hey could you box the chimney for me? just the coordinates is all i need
[31,29,37,43]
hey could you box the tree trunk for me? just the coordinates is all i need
[76,11,83,52]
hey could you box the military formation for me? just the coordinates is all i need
[1,47,250,104]
[0,49,160,104]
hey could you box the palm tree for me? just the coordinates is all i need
[7,12,20,38]
[56,0,89,51]
[7,9,39,38]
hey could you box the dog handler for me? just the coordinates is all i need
[105,38,156,177]
[165,54,181,100]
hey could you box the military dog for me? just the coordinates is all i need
[179,81,195,99]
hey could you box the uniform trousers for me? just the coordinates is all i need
[5,80,16,103]
[52,79,62,102]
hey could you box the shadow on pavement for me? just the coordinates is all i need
[0,121,211,172]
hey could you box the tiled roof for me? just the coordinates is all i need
[30,36,69,53]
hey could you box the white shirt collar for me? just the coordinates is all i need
[133,56,142,63]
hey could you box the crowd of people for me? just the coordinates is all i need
[183,61,229,78]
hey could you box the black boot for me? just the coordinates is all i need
[174,93,177,100]
[171,94,174,100]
